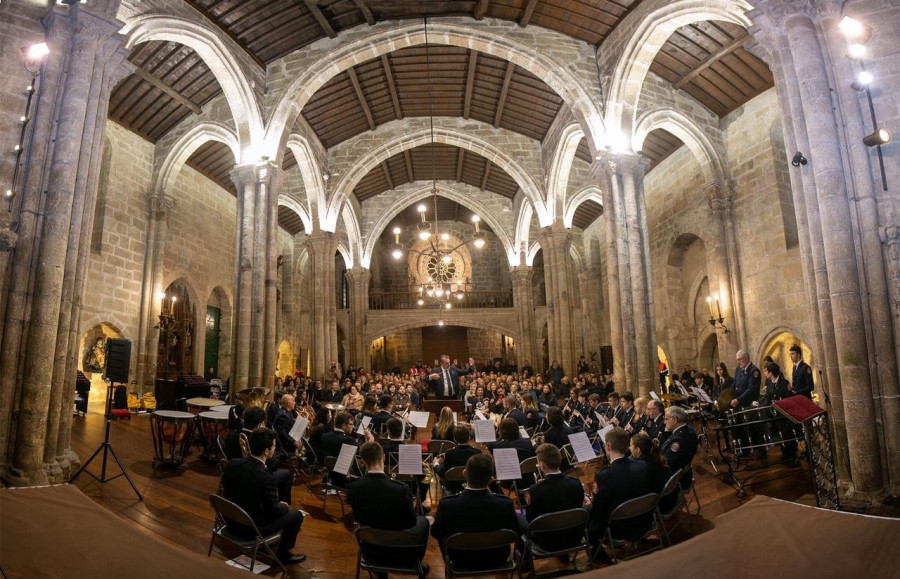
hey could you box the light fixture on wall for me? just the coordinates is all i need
[388,17,485,309]
[791,152,807,167]
[705,294,729,333]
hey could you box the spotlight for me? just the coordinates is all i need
[847,43,866,60]
[438,320,444,326]
[445,303,452,309]
[441,254,452,264]
[5,189,14,198]
[391,247,403,259]
[417,299,424,306]
[25,42,50,61]
[791,152,807,167]
[850,71,874,93]
[441,232,450,241]
[862,128,891,147]
[838,16,872,43]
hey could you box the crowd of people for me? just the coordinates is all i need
[217,345,814,573]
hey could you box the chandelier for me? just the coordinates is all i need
[388,17,486,309]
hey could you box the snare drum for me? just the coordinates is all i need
[150,410,196,468]
[198,411,230,462]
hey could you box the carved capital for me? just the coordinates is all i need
[147,192,176,222]
[231,162,284,194]
[880,225,900,247]
[0,227,19,252]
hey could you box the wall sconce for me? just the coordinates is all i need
[706,294,729,333]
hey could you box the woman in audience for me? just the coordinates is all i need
[521,393,543,431]
[342,384,363,414]
[432,406,455,441]
[537,383,557,408]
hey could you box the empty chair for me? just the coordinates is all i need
[595,493,665,563]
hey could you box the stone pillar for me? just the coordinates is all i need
[3,4,126,486]
[538,224,577,377]
[597,154,657,396]
[509,265,537,368]
[705,186,743,357]
[306,230,337,379]
[345,266,370,371]
[231,162,282,391]
[577,268,599,360]
[879,225,900,488]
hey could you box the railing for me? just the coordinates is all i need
[369,291,514,310]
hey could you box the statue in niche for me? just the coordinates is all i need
[84,337,106,373]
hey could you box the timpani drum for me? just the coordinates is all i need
[150,410,196,468]
[185,397,225,414]
[198,411,230,462]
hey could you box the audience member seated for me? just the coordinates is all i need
[347,441,430,579]
[221,428,306,565]
[523,443,586,551]
[661,406,698,490]
[431,406,455,441]
[434,425,480,494]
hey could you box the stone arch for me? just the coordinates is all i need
[365,319,519,345]
[525,241,542,267]
[360,183,516,267]
[124,15,263,156]
[546,123,585,221]
[205,286,233,381]
[569,245,585,270]
[687,271,709,328]
[340,202,361,267]
[605,0,752,140]
[666,232,705,267]
[697,330,719,372]
[563,187,604,230]
[514,202,535,263]
[276,339,294,377]
[327,126,547,229]
[264,19,605,159]
[277,197,313,235]
[633,108,725,183]
[335,242,352,270]
[757,327,814,378]
[285,134,326,222]
[153,121,240,194]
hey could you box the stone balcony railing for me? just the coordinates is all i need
[369,290,514,310]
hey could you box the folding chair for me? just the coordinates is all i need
[595,493,664,563]
[655,467,692,547]
[443,529,520,578]
[509,457,539,506]
[207,494,287,574]
[354,526,428,579]
[521,508,591,578]
[322,456,353,517]
[440,466,467,496]
[428,440,457,455]
[681,464,701,515]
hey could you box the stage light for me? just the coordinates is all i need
[838,16,872,43]
[847,43,866,60]
[791,152,807,167]
[26,42,50,61]
[862,128,890,147]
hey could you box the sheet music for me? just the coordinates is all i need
[474,419,496,442]
[475,409,487,421]
[333,444,357,475]
[568,431,597,463]
[408,410,430,429]
[289,416,309,441]
[356,415,372,435]
[597,424,615,444]
[519,426,530,439]
[594,411,609,429]
[691,386,713,403]
[398,444,423,475]
[650,391,661,401]
[493,447,522,481]
[453,412,458,424]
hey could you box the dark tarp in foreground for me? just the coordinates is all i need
[583,495,898,578]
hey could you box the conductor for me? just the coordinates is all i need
[429,355,476,400]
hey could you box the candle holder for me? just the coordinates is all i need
[706,294,729,333]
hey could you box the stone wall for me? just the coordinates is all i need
[384,328,423,370]
[467,327,504,363]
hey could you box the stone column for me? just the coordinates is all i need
[705,186,742,357]
[509,265,537,369]
[595,162,626,385]
[538,224,577,377]
[578,268,600,360]
[879,225,900,488]
[4,4,125,486]
[231,162,282,391]
[306,230,337,379]
[345,266,370,371]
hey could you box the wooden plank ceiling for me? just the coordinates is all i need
[384,198,493,238]
[106,1,774,234]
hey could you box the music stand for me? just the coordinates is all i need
[68,381,143,500]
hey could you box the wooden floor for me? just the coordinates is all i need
[69,408,821,578]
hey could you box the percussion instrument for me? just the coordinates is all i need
[208,404,234,415]
[324,403,345,412]
[185,397,224,414]
[198,411,229,462]
[720,405,804,456]
[659,393,687,402]
[717,388,737,410]
[235,387,269,409]
[150,410,196,468]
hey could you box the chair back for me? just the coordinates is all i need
[659,468,684,503]
[238,432,250,458]
[560,443,576,464]
[610,493,659,521]
[357,526,426,549]
[443,465,466,483]
[209,494,259,534]
[519,456,539,476]
[301,437,320,465]
[444,528,518,552]
[527,508,588,535]
[216,435,228,459]
[428,439,457,455]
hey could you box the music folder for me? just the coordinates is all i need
[289,416,309,441]
[408,410,430,429]
[650,391,661,401]
[691,386,713,404]
[398,444,423,475]
[356,415,372,435]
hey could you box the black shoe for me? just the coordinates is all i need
[419,562,430,577]
[280,553,307,565]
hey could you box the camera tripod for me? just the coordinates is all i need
[68,381,143,500]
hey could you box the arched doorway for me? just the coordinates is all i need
[759,331,815,397]
[205,286,232,382]
[276,340,294,378]
[78,322,124,415]
[698,333,719,375]
[657,345,670,389]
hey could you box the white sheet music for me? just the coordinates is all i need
[474,419,496,442]
[408,411,431,429]
[518,426,530,439]
[356,415,372,435]
[333,443,357,475]
[453,412,458,424]
[289,416,309,441]
[650,391,661,401]
[475,409,487,421]
[493,447,522,481]
[691,386,713,403]
[568,431,597,463]
[594,412,609,429]
[398,444,423,475]
[597,424,615,444]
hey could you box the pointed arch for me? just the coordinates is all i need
[563,187,604,230]
[277,197,312,235]
[633,108,725,183]
[284,134,326,224]
[546,123,586,221]
[153,121,239,194]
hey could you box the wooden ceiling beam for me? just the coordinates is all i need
[481,160,492,190]
[494,62,516,127]
[381,55,403,120]
[463,51,478,120]
[474,0,489,21]
[403,151,415,183]
[381,161,394,190]
[456,149,465,182]
[520,0,539,27]
[347,67,376,131]
[353,0,375,26]
[133,68,202,114]
[672,34,748,90]
[182,0,265,68]
[304,0,337,39]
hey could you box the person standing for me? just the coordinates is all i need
[789,345,815,399]
[731,350,761,409]
[428,355,476,400]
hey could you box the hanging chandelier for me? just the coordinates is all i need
[388,16,486,309]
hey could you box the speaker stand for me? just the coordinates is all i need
[69,382,143,501]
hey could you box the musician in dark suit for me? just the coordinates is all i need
[501,396,526,426]
[542,406,573,449]
[321,412,374,485]
[523,444,586,552]
[642,399,666,443]
[630,432,674,511]
[428,355,476,399]
[370,394,394,436]
[487,418,536,462]
[381,418,430,503]
[434,425,480,493]
[731,349,761,408]
[273,394,303,456]
[611,392,635,428]
[587,427,650,553]
[762,362,791,405]
[221,428,306,565]
[789,345,814,398]
[661,406,698,490]
[227,406,294,503]
[347,442,430,577]
[431,453,520,569]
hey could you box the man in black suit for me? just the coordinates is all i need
[587,427,650,553]
[321,412,374,486]
[523,443,586,552]
[221,428,306,565]
[542,406,573,449]
[434,425,480,494]
[273,394,303,457]
[370,394,394,436]
[428,354,476,399]
[347,442,430,578]
[661,406,699,489]
[642,399,666,444]
[320,380,343,404]
[382,418,430,504]
[731,349,761,408]
[431,453,520,570]
[611,392,636,428]
[501,396,526,426]
[789,344,814,398]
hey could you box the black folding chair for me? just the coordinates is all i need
[655,467,692,546]
[521,508,591,577]
[443,529,520,578]
[440,465,467,496]
[207,494,287,574]
[354,526,428,579]
[322,455,355,517]
[595,493,665,563]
